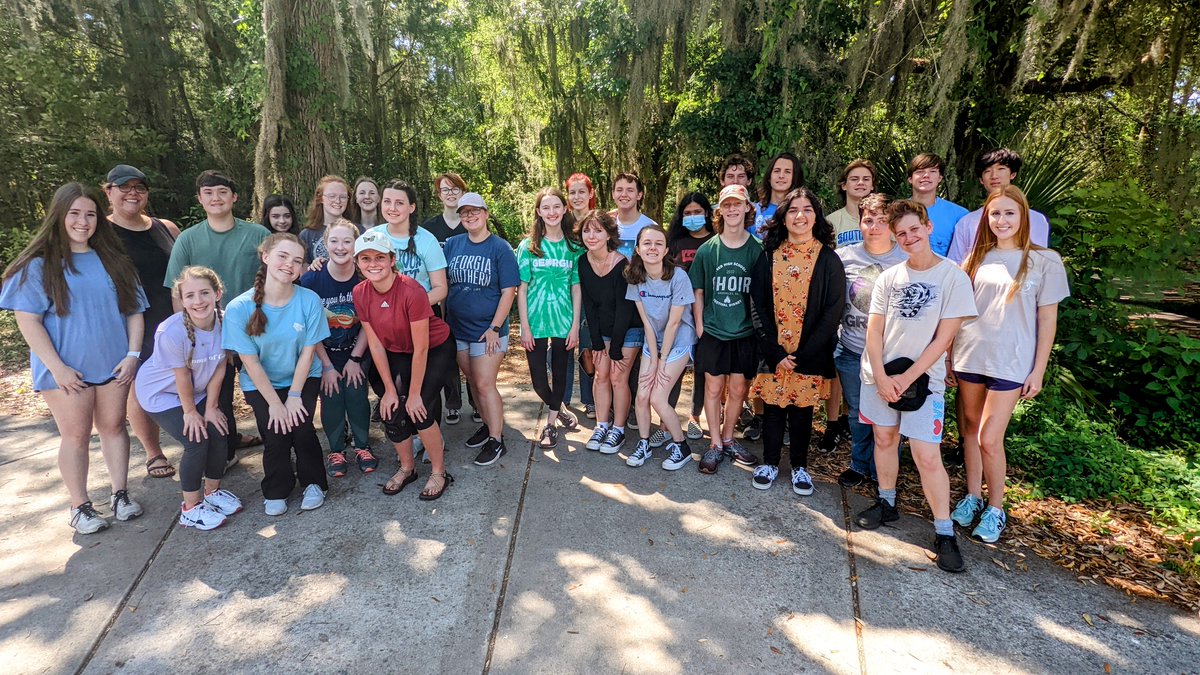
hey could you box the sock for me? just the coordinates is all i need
[614,425,625,434]
[598,422,610,431]
[722,437,734,446]
[986,505,1005,519]
[878,488,897,506]
[934,519,955,537]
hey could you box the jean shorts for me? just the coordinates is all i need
[603,327,645,349]
[456,334,510,357]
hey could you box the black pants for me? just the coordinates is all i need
[668,368,705,418]
[244,378,326,500]
[762,403,813,469]
[380,339,456,443]
[148,399,227,493]
[219,354,244,460]
[525,337,571,411]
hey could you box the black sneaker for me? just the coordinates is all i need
[465,425,490,449]
[473,437,506,466]
[445,408,461,425]
[741,416,762,441]
[817,423,841,453]
[934,534,965,573]
[837,468,871,488]
[472,409,483,423]
[855,498,900,530]
[538,425,558,449]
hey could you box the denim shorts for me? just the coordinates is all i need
[456,334,510,357]
[603,328,645,349]
[954,371,1022,392]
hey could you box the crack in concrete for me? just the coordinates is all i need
[840,486,869,675]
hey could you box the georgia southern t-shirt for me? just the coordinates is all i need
[444,233,520,343]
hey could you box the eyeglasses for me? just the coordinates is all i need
[323,194,349,203]
[439,187,463,196]
[114,184,149,195]
[459,208,483,219]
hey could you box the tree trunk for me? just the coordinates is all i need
[254,0,350,212]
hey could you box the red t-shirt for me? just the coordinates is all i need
[353,275,451,353]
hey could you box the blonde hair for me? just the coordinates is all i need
[171,266,224,369]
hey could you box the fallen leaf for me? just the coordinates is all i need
[767,627,775,636]
[1083,613,1094,626]
[432,596,441,603]
[640,527,649,534]
[698,638,708,643]
[907,566,927,572]
[1104,663,1111,674]
[680,586,688,593]
[567,630,579,634]
[770,646,783,655]
[568,584,581,591]
[648,538,654,545]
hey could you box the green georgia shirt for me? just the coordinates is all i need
[517,236,582,339]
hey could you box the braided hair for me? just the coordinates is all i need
[171,266,224,369]
[247,232,302,337]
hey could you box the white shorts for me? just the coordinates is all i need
[858,382,945,444]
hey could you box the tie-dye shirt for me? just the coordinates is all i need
[517,236,582,339]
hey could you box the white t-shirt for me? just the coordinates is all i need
[862,257,977,394]
[836,243,909,354]
[615,213,658,260]
[953,248,1070,383]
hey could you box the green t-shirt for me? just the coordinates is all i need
[164,218,270,307]
[688,234,762,340]
[517,236,582,339]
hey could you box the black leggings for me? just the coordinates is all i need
[668,368,705,418]
[148,399,227,492]
[380,339,456,443]
[762,403,813,469]
[244,378,326,500]
[525,337,571,412]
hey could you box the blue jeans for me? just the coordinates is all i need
[834,344,876,479]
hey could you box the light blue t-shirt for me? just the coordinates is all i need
[615,213,657,260]
[366,224,447,291]
[0,252,148,391]
[752,203,778,240]
[925,197,970,257]
[222,286,330,391]
[135,312,226,413]
[625,271,696,350]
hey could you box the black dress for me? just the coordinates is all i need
[116,218,176,358]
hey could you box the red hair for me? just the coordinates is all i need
[565,173,597,210]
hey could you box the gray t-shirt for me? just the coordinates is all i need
[953,248,1070,383]
[836,242,908,354]
[625,271,696,350]
[863,257,977,394]
[135,312,226,413]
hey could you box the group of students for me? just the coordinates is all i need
[1,148,1069,574]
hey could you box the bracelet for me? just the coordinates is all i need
[350,354,365,363]
[322,364,335,373]
[287,391,303,399]
[126,351,140,359]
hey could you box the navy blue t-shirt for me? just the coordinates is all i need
[299,266,361,369]
[444,233,520,343]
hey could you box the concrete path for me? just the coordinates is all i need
[1,385,1197,674]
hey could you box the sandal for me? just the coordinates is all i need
[146,455,176,479]
[234,434,262,449]
[383,467,419,495]
[419,472,454,501]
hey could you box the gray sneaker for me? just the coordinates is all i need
[723,440,758,466]
[69,501,109,534]
[109,490,143,521]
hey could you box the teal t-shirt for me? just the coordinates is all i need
[516,236,582,339]
[163,218,270,307]
[687,234,762,340]
[221,286,330,391]
[365,224,447,291]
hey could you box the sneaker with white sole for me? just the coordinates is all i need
[972,507,1007,543]
[649,429,670,448]
[752,465,778,490]
[474,437,507,465]
[300,484,326,511]
[586,426,608,451]
[791,467,814,496]
[686,420,704,440]
[264,498,288,516]
[203,489,243,516]
[585,404,596,419]
[445,408,461,425]
[599,428,626,454]
[109,490,143,521]
[951,494,985,528]
[626,439,652,467]
[661,441,692,471]
[69,501,109,534]
[179,502,227,530]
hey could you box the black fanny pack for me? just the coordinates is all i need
[884,357,931,411]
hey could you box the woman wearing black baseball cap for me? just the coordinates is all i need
[105,164,182,480]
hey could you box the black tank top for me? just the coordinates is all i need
[116,218,176,357]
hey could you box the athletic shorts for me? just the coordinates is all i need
[456,335,510,357]
[954,371,1022,392]
[858,382,945,445]
[642,343,693,364]
[694,333,757,379]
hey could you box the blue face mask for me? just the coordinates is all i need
[682,214,707,232]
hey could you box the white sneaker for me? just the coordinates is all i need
[178,502,227,530]
[649,429,670,448]
[203,489,243,516]
[686,421,704,440]
[626,439,652,467]
[109,490,143,521]
[69,502,110,534]
[264,498,288,516]
[300,484,326,511]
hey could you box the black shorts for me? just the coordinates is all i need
[695,332,758,379]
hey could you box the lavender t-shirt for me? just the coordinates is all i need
[135,312,226,413]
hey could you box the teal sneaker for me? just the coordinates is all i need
[951,494,985,528]
[972,507,1007,543]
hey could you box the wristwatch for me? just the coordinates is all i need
[490,325,502,334]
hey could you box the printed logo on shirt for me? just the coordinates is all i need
[849,263,886,314]
[931,397,945,438]
[449,255,493,287]
[292,322,304,333]
[711,260,751,308]
[530,257,573,271]
[638,288,671,300]
[888,282,938,319]
[380,301,390,308]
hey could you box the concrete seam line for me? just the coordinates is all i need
[74,512,178,675]
[840,486,869,675]
[481,404,541,675]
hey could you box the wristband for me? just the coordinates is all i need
[350,354,365,363]
[126,351,140,359]
[287,391,303,399]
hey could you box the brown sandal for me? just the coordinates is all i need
[419,472,454,501]
[383,467,419,495]
[146,455,176,478]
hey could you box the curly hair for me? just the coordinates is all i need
[761,187,834,253]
